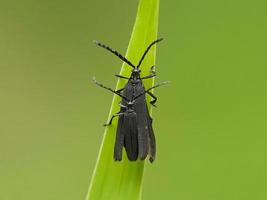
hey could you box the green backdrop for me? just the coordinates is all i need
[1,0,267,199]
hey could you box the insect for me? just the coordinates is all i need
[94,39,164,162]
[93,78,169,162]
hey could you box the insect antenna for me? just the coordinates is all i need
[93,40,136,69]
[93,77,129,101]
[134,81,170,100]
[136,38,163,69]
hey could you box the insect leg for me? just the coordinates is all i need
[134,81,170,100]
[145,81,170,93]
[150,65,156,73]
[141,66,156,80]
[115,88,124,93]
[104,113,123,126]
[115,74,129,79]
[141,73,156,80]
[93,77,129,101]
[147,91,157,107]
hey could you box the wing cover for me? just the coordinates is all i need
[118,81,155,161]
[147,115,156,162]
[123,112,139,161]
[114,114,125,161]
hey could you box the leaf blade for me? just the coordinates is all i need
[87,0,160,199]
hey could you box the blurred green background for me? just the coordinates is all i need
[1,0,267,199]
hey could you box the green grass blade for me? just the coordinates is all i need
[87,0,160,199]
